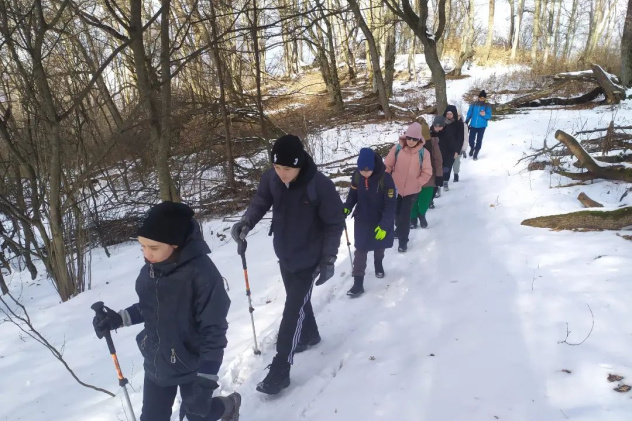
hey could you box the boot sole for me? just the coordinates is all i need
[347,291,364,298]
[256,378,290,395]
[375,273,385,278]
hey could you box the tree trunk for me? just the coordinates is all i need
[251,0,267,140]
[0,271,8,295]
[563,0,579,62]
[452,0,475,76]
[591,64,626,104]
[510,0,525,60]
[522,207,632,231]
[484,0,495,61]
[209,0,236,187]
[384,11,397,97]
[159,0,177,201]
[552,0,563,60]
[508,0,515,48]
[543,0,554,64]
[622,0,632,87]
[532,0,542,64]
[577,192,604,208]
[348,0,392,117]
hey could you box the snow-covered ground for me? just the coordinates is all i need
[2,68,632,421]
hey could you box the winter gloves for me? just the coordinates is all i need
[182,374,220,417]
[313,255,336,285]
[374,226,386,240]
[92,304,123,339]
[231,218,252,255]
[435,176,444,187]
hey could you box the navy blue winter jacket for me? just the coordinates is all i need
[344,152,396,251]
[125,221,230,387]
[242,153,345,272]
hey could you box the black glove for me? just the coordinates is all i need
[231,219,251,255]
[313,256,336,286]
[435,176,444,187]
[182,375,219,417]
[92,305,123,339]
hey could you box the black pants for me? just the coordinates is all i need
[443,155,456,181]
[469,127,486,151]
[278,263,319,364]
[140,375,224,421]
[396,194,418,246]
[352,248,385,277]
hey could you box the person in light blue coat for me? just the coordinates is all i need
[465,90,492,160]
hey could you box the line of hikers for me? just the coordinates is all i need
[89,92,492,421]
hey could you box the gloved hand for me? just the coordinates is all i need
[374,226,386,240]
[313,255,336,286]
[343,207,351,216]
[435,176,444,187]
[92,304,123,339]
[461,151,467,158]
[182,375,219,417]
[231,219,251,255]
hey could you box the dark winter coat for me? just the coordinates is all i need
[441,105,464,162]
[126,221,230,387]
[242,153,345,272]
[422,137,443,188]
[344,152,396,251]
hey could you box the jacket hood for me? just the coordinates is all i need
[444,105,459,120]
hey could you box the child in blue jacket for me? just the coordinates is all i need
[343,148,397,298]
[465,90,492,160]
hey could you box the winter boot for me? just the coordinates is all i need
[435,187,442,198]
[347,276,365,298]
[454,173,459,182]
[374,260,385,278]
[410,218,418,229]
[219,392,242,421]
[256,355,290,395]
[429,200,435,209]
[418,214,428,228]
[398,242,407,253]
[473,149,479,160]
[294,331,321,353]
[469,148,474,157]
[444,181,449,192]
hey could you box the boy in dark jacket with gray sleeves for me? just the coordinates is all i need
[92,201,238,421]
[231,135,345,395]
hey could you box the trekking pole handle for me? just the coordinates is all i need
[91,301,117,355]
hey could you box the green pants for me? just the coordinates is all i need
[411,187,434,218]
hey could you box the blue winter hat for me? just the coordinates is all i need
[357,148,375,171]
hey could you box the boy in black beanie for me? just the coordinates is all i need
[92,201,240,421]
[231,134,345,394]
[465,90,492,160]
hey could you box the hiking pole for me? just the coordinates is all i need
[239,243,261,355]
[343,221,353,272]
[91,301,137,421]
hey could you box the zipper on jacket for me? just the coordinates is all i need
[140,334,147,350]
[149,264,155,278]
[171,348,193,370]
[364,178,368,190]
[153,275,161,379]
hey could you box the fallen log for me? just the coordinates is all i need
[516,87,603,108]
[591,64,627,105]
[522,207,632,231]
[554,130,632,182]
[577,192,604,208]
[496,80,570,112]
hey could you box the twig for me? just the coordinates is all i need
[559,303,595,346]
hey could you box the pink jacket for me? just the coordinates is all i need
[384,136,433,196]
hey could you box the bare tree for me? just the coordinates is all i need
[532,0,542,63]
[624,0,632,87]
[452,0,475,76]
[511,0,525,60]
[484,0,495,61]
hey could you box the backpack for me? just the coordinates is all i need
[395,144,425,168]
[353,171,386,193]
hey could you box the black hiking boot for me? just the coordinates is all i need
[374,260,385,278]
[294,331,321,354]
[398,243,407,253]
[256,355,290,395]
[219,392,242,421]
[410,218,418,229]
[469,149,474,157]
[418,214,428,228]
[347,276,365,298]
[473,149,479,160]
[454,174,459,182]
[429,200,435,209]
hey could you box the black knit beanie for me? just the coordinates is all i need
[271,135,305,168]
[137,201,195,247]
[479,90,487,98]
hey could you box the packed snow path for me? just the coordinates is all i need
[1,106,632,421]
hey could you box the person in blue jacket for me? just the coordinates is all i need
[92,201,240,421]
[343,148,396,298]
[231,134,344,395]
[465,90,492,160]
